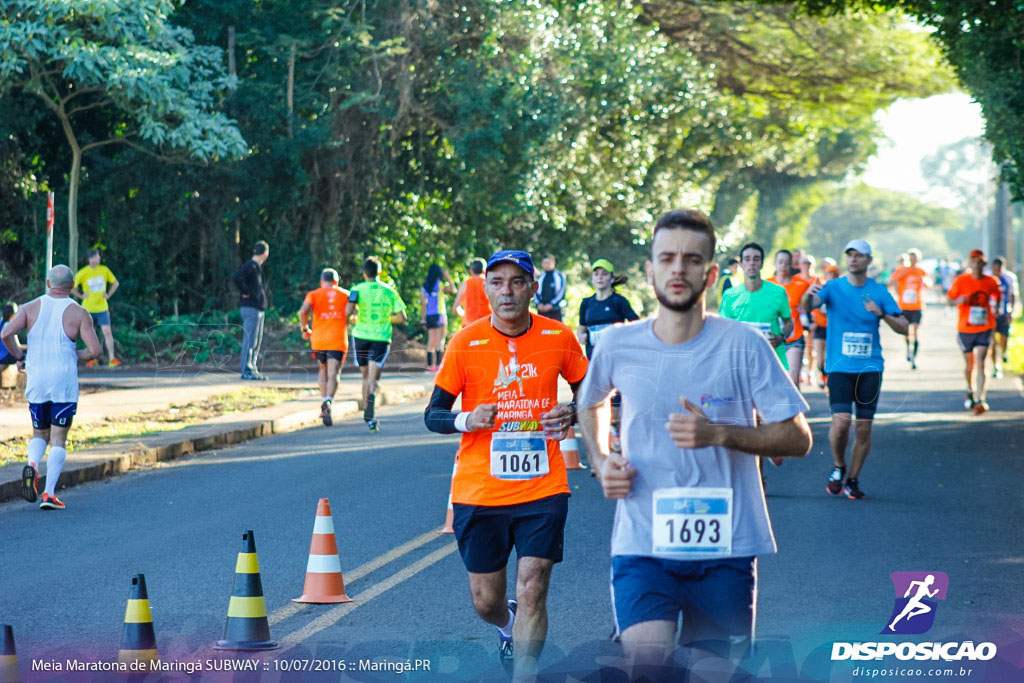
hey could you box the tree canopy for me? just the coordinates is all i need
[0,0,958,326]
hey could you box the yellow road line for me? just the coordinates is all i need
[268,528,445,626]
[275,542,458,648]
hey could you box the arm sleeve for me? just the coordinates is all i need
[533,274,543,305]
[778,289,792,319]
[106,267,117,284]
[947,277,960,299]
[880,288,903,316]
[577,341,615,409]
[578,298,588,327]
[424,385,461,434]
[749,335,809,423]
[562,330,589,384]
[232,263,250,294]
[393,289,407,313]
[348,287,359,303]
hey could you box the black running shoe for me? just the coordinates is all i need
[843,477,866,500]
[321,400,333,426]
[498,599,517,675]
[826,466,845,496]
[367,418,380,433]
[21,464,38,503]
[964,392,976,411]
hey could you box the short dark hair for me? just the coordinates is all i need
[362,256,380,278]
[469,258,485,275]
[86,248,100,259]
[2,302,16,322]
[775,249,792,260]
[543,253,555,261]
[652,209,717,260]
[253,240,269,255]
[739,242,764,261]
[726,257,740,267]
[992,256,1005,266]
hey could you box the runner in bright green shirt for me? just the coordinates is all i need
[345,257,408,432]
[719,242,793,370]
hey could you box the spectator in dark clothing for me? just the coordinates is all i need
[534,253,566,321]
[233,241,269,379]
[720,257,740,294]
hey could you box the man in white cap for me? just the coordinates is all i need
[803,239,908,500]
[1,265,102,509]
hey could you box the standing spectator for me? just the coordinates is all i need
[72,249,120,367]
[453,258,491,325]
[232,240,269,380]
[533,254,566,321]
[421,264,456,371]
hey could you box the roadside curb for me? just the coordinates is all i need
[0,383,431,504]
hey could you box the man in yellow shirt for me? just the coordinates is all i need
[73,249,120,366]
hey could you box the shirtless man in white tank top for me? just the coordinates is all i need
[1,265,101,509]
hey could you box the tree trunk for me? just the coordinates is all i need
[67,139,82,270]
[228,26,236,77]
[287,43,296,138]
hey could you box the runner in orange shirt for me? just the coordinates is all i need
[890,249,931,370]
[424,249,587,679]
[299,269,351,426]
[769,250,812,388]
[453,258,493,325]
[947,249,1001,414]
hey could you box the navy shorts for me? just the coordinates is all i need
[813,326,827,341]
[452,493,569,573]
[29,402,77,430]
[903,309,922,325]
[611,555,756,646]
[994,314,1010,336]
[313,349,346,364]
[425,314,447,330]
[352,338,390,367]
[785,337,805,351]
[957,331,992,354]
[90,310,111,327]
[828,371,882,420]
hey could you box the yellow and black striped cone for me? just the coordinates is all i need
[1,625,19,683]
[214,530,278,651]
[117,574,158,667]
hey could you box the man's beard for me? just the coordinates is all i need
[654,273,708,313]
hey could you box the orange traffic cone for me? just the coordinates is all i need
[117,574,158,667]
[560,426,586,469]
[0,625,18,683]
[293,499,351,604]
[440,461,457,534]
[214,530,278,651]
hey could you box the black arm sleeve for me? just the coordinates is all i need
[424,385,461,434]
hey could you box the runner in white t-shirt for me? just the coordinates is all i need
[577,209,812,678]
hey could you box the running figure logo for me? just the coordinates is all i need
[881,571,949,635]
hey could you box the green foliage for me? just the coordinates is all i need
[0,0,960,329]
[802,184,963,260]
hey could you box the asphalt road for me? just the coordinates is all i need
[1,307,1022,682]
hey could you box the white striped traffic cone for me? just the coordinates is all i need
[293,498,351,603]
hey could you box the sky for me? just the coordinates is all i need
[861,92,985,199]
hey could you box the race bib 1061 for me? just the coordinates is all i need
[489,432,549,480]
[968,306,988,326]
[901,289,918,304]
[652,487,733,555]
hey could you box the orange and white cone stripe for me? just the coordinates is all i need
[293,498,351,604]
[560,426,586,469]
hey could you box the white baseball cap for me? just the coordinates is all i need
[844,239,872,256]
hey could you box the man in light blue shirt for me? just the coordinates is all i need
[803,239,908,500]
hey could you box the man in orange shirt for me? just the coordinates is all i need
[947,249,1001,414]
[769,250,812,388]
[424,249,587,680]
[890,248,930,369]
[299,269,350,426]
[453,257,492,324]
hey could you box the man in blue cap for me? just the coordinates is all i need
[424,249,588,680]
[803,239,908,500]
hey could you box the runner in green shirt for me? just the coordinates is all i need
[719,242,793,369]
[345,257,407,432]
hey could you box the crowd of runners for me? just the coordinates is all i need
[1,210,1020,681]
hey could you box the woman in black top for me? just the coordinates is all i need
[578,258,639,359]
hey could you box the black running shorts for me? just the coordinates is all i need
[352,338,390,367]
[313,349,346,364]
[452,493,569,573]
[827,371,882,420]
